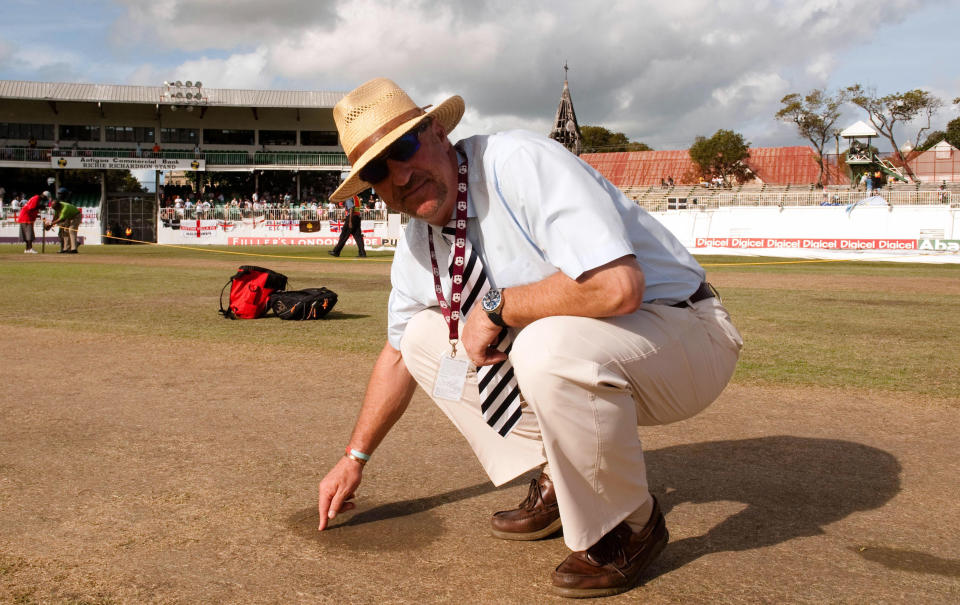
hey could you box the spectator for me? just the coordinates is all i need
[328,194,366,257]
[10,193,22,217]
[152,142,161,156]
[17,191,49,253]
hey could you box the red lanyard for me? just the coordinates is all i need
[427,160,469,356]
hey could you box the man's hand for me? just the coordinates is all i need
[317,456,363,531]
[462,304,507,367]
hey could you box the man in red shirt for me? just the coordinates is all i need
[17,191,49,253]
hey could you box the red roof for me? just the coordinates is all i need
[582,145,849,186]
[581,150,695,187]
[747,146,847,185]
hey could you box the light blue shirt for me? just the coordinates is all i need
[387,130,704,350]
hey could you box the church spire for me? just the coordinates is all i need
[548,62,583,156]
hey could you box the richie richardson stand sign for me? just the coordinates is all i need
[52,157,205,171]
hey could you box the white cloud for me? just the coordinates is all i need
[712,73,789,108]
[0,40,12,65]
[173,47,271,89]
[3,0,949,151]
[805,54,836,81]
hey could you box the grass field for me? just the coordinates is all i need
[2,244,958,400]
[1,243,959,604]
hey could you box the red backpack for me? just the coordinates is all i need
[218,266,288,319]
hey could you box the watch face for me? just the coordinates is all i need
[482,289,501,312]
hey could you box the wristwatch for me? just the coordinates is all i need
[481,288,507,327]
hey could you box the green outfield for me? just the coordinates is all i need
[2,244,958,401]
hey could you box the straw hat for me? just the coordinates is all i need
[330,78,464,202]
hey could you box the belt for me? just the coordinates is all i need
[670,281,717,308]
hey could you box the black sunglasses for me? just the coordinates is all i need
[358,119,432,184]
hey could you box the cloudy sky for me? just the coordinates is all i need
[2,0,958,151]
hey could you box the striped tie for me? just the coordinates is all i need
[442,224,523,437]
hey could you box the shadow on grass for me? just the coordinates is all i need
[288,436,917,570]
[849,545,960,577]
[321,312,370,321]
[286,474,532,552]
[644,435,903,579]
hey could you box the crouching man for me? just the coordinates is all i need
[316,78,742,598]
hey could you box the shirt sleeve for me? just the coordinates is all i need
[494,139,635,280]
[386,230,429,350]
[386,287,424,350]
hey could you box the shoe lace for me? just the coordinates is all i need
[518,478,541,511]
[585,524,630,566]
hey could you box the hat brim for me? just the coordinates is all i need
[330,95,465,203]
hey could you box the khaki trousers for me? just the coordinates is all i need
[399,297,742,550]
[60,214,82,251]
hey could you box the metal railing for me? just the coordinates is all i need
[252,152,347,167]
[0,147,52,162]
[158,207,388,222]
[1,146,348,167]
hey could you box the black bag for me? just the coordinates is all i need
[269,287,338,320]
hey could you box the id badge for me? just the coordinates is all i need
[432,354,469,401]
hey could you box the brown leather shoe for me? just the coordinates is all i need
[490,471,562,540]
[550,497,668,598]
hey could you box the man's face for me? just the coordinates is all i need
[374,120,458,227]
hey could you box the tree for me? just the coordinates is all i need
[580,125,652,153]
[688,129,751,184]
[946,117,960,150]
[913,117,960,152]
[776,88,846,187]
[846,85,943,182]
[917,130,945,152]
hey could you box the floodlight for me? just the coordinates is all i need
[175,92,184,98]
[185,92,193,99]
[170,105,178,112]
[185,81,193,87]
[195,81,202,88]
[163,81,169,87]
[175,80,183,87]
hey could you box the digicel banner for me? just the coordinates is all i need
[228,236,383,246]
[695,237,918,250]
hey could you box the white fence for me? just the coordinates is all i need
[633,189,953,211]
